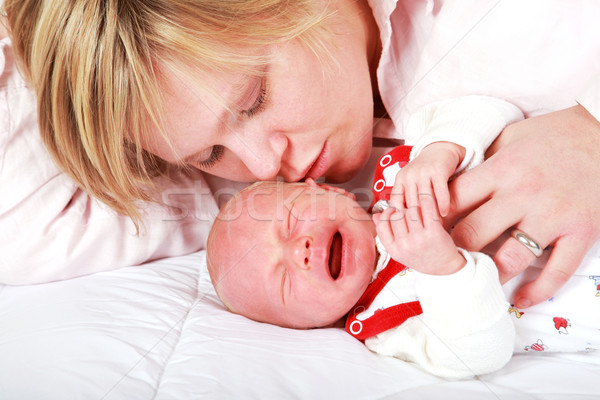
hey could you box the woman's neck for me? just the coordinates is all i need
[351,0,382,94]
[334,0,383,113]
[352,0,382,105]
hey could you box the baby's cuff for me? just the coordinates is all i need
[414,250,509,338]
[407,95,524,173]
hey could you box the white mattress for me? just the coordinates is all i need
[2,250,599,399]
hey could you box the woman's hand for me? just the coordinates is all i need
[446,105,600,308]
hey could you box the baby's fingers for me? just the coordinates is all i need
[405,205,424,233]
[374,208,395,248]
[389,181,406,210]
[432,176,450,217]
[419,194,442,230]
[375,207,407,244]
[404,182,419,210]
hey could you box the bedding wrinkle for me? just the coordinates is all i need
[150,273,202,399]
[2,251,600,398]
[96,256,203,399]
[1,0,600,396]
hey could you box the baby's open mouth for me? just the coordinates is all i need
[328,232,342,280]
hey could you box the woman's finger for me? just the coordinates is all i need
[445,163,497,228]
[450,194,521,251]
[494,227,550,284]
[511,235,589,308]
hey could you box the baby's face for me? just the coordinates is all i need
[208,182,377,328]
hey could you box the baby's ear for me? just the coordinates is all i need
[305,178,356,200]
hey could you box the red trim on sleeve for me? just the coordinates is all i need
[345,258,423,341]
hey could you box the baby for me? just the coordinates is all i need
[207,97,600,378]
[207,140,515,379]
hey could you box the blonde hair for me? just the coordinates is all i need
[2,0,330,230]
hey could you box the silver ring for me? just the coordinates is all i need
[511,229,543,257]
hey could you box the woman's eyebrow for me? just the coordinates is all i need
[180,76,264,165]
[231,76,260,109]
[182,151,205,165]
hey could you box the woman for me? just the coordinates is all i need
[2,0,600,309]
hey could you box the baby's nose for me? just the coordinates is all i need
[291,236,313,270]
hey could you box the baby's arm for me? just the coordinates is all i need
[390,96,524,216]
[365,251,514,379]
[372,187,514,378]
[374,192,464,275]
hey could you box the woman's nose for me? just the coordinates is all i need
[287,236,313,270]
[234,128,288,180]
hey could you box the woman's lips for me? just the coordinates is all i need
[305,143,329,180]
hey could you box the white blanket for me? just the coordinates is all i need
[2,250,600,399]
[3,1,600,397]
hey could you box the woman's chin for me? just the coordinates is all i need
[326,152,371,183]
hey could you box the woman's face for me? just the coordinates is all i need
[142,3,378,183]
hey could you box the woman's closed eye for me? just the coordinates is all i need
[196,145,224,169]
[241,77,269,119]
[191,76,269,170]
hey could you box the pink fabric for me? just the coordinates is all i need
[369,0,600,139]
[0,38,220,284]
[3,1,600,283]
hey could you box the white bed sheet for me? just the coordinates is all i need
[2,2,600,398]
[2,250,599,400]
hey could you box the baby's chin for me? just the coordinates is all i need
[274,308,350,330]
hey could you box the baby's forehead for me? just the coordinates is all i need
[221,182,310,217]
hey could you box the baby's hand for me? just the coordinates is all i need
[374,195,465,275]
[388,142,465,217]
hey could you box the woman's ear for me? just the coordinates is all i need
[305,178,356,200]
